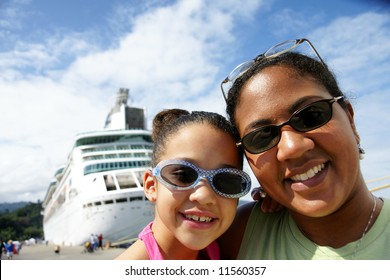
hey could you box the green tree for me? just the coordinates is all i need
[0,202,43,242]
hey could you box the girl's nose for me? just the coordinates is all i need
[189,178,217,205]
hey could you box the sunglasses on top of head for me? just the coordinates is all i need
[237,96,344,154]
[220,38,326,102]
[152,159,251,199]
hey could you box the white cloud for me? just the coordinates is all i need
[0,0,264,202]
[310,12,390,194]
[312,12,390,79]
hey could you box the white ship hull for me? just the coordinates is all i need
[42,88,155,246]
[43,169,154,246]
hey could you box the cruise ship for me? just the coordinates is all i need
[41,88,154,246]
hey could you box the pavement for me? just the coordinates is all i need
[2,243,126,260]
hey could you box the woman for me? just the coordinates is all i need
[219,38,390,259]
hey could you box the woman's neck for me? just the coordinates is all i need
[291,189,382,248]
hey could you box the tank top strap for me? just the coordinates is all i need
[204,241,220,260]
[138,222,164,260]
[139,222,221,260]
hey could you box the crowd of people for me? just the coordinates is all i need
[1,239,23,260]
[84,233,104,253]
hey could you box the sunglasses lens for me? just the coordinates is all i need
[213,172,248,195]
[242,126,280,154]
[292,101,332,132]
[264,40,298,58]
[228,60,255,82]
[241,100,335,154]
[160,164,198,187]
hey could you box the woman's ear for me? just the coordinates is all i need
[144,170,157,202]
[345,101,360,144]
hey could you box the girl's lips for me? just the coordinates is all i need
[184,214,214,223]
[179,211,219,229]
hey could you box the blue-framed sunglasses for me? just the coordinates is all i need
[152,159,251,199]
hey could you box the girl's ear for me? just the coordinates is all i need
[144,170,157,202]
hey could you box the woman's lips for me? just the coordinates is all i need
[290,163,325,182]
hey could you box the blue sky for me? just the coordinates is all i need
[1,0,389,203]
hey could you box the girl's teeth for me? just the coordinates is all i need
[291,163,325,182]
[185,214,213,222]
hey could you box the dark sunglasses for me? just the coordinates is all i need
[237,96,344,154]
[152,159,251,199]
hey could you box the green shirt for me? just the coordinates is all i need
[238,198,390,259]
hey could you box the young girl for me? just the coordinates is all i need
[115,109,251,260]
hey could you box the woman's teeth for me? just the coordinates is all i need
[185,214,213,223]
[291,163,325,182]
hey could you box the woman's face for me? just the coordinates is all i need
[147,123,240,251]
[234,66,361,217]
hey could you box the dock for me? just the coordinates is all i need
[2,243,126,260]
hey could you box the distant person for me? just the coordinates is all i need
[93,234,99,250]
[0,239,5,259]
[98,234,103,250]
[4,240,15,260]
[115,109,252,259]
[15,241,22,254]
[90,234,96,251]
[54,244,60,254]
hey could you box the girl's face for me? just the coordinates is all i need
[145,123,240,251]
[234,66,362,217]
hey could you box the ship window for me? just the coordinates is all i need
[130,196,143,202]
[120,153,132,158]
[104,175,117,191]
[87,203,93,207]
[134,171,143,187]
[116,198,128,203]
[106,154,116,159]
[94,201,102,206]
[104,200,114,204]
[116,173,137,189]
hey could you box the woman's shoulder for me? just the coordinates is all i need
[378,197,390,212]
[114,240,149,260]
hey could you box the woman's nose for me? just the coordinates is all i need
[276,127,315,161]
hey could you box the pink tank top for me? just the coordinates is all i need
[139,222,220,260]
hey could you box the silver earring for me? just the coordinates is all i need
[358,144,365,160]
[259,187,267,198]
